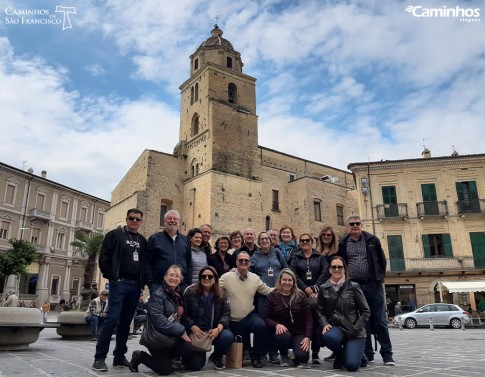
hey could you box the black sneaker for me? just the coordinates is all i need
[312,352,320,364]
[383,354,396,366]
[92,359,108,371]
[113,357,130,367]
[129,350,142,372]
[208,355,225,370]
[333,355,343,370]
[252,359,263,368]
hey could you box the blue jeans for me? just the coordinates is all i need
[186,329,234,369]
[359,282,393,360]
[321,326,365,372]
[229,312,268,361]
[94,279,141,361]
[275,332,309,364]
[85,315,105,337]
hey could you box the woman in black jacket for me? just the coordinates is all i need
[129,265,193,375]
[183,266,233,370]
[207,237,235,278]
[316,256,370,372]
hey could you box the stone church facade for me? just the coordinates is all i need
[106,26,358,240]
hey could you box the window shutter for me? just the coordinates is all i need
[443,234,453,257]
[422,235,431,258]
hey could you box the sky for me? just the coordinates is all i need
[1,0,484,201]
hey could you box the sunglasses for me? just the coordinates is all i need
[348,222,361,226]
[321,233,333,237]
[127,216,142,222]
[237,259,250,264]
[201,274,215,280]
[330,265,344,270]
[300,239,312,243]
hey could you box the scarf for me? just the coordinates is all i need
[330,276,346,292]
[278,240,296,261]
[162,281,183,306]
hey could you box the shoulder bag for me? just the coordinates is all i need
[140,315,178,350]
[189,304,214,352]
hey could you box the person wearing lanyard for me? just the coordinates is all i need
[250,232,288,364]
[289,233,329,364]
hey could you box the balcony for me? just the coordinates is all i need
[75,220,93,231]
[416,201,448,218]
[388,256,485,273]
[27,208,51,221]
[376,203,408,220]
[456,199,485,216]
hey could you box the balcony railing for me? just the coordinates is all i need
[376,203,408,219]
[27,208,51,221]
[416,201,448,218]
[75,220,93,230]
[456,199,485,215]
[388,256,485,272]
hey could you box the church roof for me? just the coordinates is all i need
[200,25,234,50]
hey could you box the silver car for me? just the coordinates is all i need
[393,303,471,329]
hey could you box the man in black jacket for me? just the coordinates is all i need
[92,208,147,372]
[337,215,395,366]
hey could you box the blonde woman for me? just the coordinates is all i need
[318,226,339,263]
[264,268,313,368]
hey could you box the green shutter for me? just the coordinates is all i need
[382,186,397,204]
[470,232,485,268]
[387,235,405,271]
[443,234,453,257]
[456,182,465,201]
[421,184,437,201]
[422,235,431,258]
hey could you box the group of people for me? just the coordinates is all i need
[2,292,49,321]
[92,208,395,374]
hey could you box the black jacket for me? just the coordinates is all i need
[98,227,147,285]
[289,249,329,292]
[207,252,236,279]
[316,280,370,338]
[146,230,192,289]
[337,231,387,284]
[146,285,186,337]
[183,285,231,332]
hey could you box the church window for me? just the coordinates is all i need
[336,205,344,225]
[227,57,232,68]
[190,86,194,105]
[228,83,237,104]
[195,83,199,102]
[272,190,279,211]
[265,215,271,231]
[191,113,199,136]
[314,200,322,222]
[194,58,198,70]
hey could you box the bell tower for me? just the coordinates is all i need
[176,25,260,180]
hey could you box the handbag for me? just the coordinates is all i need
[140,315,178,350]
[188,304,214,352]
[225,335,243,368]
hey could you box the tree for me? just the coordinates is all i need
[71,231,104,310]
[0,239,39,305]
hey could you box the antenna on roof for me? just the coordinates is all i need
[422,138,431,149]
[22,160,28,170]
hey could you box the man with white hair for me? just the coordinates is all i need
[3,291,18,307]
[146,210,192,293]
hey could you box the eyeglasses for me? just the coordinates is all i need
[348,222,361,226]
[201,274,215,280]
[300,239,312,243]
[237,259,250,264]
[330,265,344,270]
[260,237,270,242]
[127,216,142,222]
[322,233,333,237]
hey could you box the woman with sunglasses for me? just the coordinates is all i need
[129,265,192,375]
[183,266,233,370]
[289,233,329,364]
[316,256,370,372]
[264,268,313,368]
[208,236,236,278]
[318,226,339,263]
[250,232,288,363]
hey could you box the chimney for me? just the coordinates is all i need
[421,148,431,159]
[41,170,47,178]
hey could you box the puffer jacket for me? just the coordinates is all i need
[146,285,185,337]
[316,280,370,338]
[183,285,231,332]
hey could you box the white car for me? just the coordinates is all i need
[393,303,471,329]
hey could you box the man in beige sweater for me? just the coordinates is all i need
[219,251,273,368]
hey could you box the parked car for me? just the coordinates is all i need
[393,303,471,329]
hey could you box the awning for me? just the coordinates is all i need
[440,281,485,293]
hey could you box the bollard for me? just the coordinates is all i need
[398,316,403,331]
[429,316,434,331]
